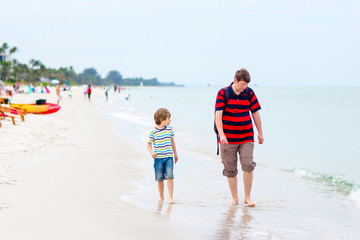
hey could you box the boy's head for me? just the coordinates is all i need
[234,68,251,83]
[154,108,171,125]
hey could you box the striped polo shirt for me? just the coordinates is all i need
[215,83,261,144]
[148,126,174,158]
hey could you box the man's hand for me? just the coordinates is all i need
[258,134,264,144]
[220,134,228,144]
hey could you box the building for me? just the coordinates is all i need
[0,53,10,62]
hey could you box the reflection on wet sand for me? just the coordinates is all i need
[215,205,253,240]
[156,201,173,217]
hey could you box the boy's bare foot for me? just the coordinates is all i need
[244,200,255,207]
[229,199,239,205]
[159,197,164,202]
[169,198,175,204]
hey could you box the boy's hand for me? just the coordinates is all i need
[174,154,179,164]
[151,152,157,158]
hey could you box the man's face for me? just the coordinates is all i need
[233,78,248,92]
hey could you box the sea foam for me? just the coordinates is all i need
[110,111,152,126]
[349,189,360,210]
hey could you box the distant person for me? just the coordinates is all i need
[147,108,178,204]
[118,86,121,93]
[56,82,62,105]
[215,68,264,207]
[105,88,108,102]
[83,84,88,98]
[114,85,117,93]
[87,84,92,101]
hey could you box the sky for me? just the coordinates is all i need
[2,0,360,86]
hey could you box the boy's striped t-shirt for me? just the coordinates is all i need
[148,126,174,158]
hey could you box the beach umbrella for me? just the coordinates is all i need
[51,79,60,84]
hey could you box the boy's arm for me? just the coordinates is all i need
[251,111,264,144]
[171,138,178,163]
[147,142,157,158]
[215,110,228,144]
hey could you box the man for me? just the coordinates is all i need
[56,82,62,105]
[215,68,264,206]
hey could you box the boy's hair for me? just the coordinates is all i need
[235,68,251,83]
[154,108,171,125]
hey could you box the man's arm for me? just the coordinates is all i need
[147,142,157,158]
[215,110,228,144]
[171,138,178,163]
[251,111,264,144]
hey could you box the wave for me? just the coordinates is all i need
[349,189,360,210]
[110,111,152,126]
[288,168,360,210]
[289,168,359,194]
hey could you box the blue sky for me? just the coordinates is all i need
[2,0,359,86]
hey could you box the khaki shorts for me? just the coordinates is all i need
[220,142,256,177]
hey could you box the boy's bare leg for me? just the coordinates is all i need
[158,181,164,202]
[243,171,255,206]
[167,178,175,204]
[227,177,238,205]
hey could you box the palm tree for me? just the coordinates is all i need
[0,43,18,81]
[0,43,9,53]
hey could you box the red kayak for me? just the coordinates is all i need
[10,103,61,114]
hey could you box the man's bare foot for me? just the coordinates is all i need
[244,200,255,207]
[229,199,239,205]
[169,198,175,204]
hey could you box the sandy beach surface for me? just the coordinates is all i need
[0,87,193,240]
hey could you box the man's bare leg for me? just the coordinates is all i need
[158,181,164,202]
[167,178,175,204]
[227,177,238,205]
[243,171,255,206]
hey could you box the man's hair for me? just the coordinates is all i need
[154,108,171,125]
[235,68,251,83]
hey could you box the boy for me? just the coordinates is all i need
[147,108,178,204]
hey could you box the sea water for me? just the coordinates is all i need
[96,86,360,239]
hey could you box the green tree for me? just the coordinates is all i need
[106,70,123,85]
[78,67,103,85]
[11,62,30,82]
[0,61,11,81]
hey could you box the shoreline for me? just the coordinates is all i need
[0,88,193,240]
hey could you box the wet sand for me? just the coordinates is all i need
[0,87,192,240]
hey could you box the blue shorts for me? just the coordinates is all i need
[153,157,174,181]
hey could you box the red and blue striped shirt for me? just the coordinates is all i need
[215,83,261,144]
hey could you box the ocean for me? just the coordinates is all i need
[96,85,360,239]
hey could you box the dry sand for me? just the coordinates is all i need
[0,87,191,240]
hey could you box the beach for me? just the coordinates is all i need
[1,86,360,239]
[0,88,193,240]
